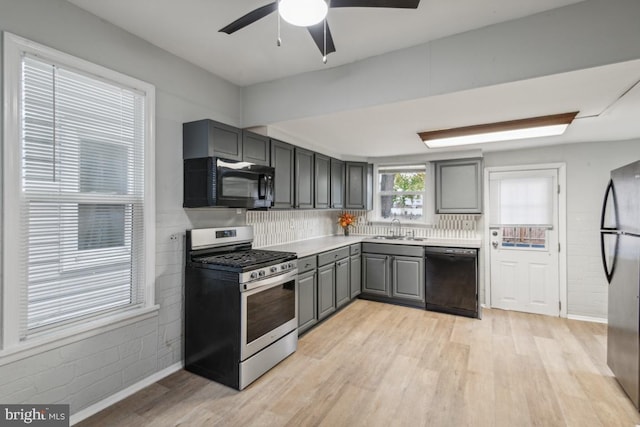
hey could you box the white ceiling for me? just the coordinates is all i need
[65,0,640,158]
[67,0,586,86]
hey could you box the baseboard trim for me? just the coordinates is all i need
[70,361,183,425]
[567,314,608,324]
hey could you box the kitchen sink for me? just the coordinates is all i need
[371,235,426,242]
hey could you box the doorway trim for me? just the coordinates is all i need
[483,162,567,318]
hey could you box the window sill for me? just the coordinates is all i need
[0,305,160,366]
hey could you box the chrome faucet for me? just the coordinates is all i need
[390,218,402,236]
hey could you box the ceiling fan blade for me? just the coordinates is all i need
[307,21,337,56]
[219,2,278,34]
[329,0,420,8]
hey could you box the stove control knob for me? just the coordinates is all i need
[288,263,294,269]
[250,272,258,280]
[270,266,278,273]
[280,264,287,271]
[258,270,266,277]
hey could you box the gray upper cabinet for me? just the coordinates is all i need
[270,139,295,209]
[345,161,373,210]
[330,158,345,209]
[295,148,315,209]
[183,119,242,161]
[242,130,270,166]
[435,158,483,213]
[314,153,330,209]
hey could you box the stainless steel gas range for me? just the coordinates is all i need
[184,226,298,390]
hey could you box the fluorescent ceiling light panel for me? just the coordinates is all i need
[279,0,328,27]
[418,112,579,149]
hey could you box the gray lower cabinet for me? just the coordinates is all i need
[317,263,336,320]
[299,245,357,332]
[350,254,361,298]
[298,269,317,334]
[362,243,425,308]
[391,256,424,302]
[335,257,350,308]
[362,253,390,296]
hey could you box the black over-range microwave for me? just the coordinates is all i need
[183,157,274,208]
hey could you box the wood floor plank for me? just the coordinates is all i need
[77,301,640,427]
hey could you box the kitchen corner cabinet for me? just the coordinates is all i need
[330,158,345,209]
[435,158,482,214]
[314,153,331,209]
[345,162,373,210]
[242,130,270,166]
[361,243,425,308]
[270,139,295,209]
[350,244,361,298]
[183,119,242,161]
[295,148,315,209]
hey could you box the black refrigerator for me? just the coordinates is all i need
[601,160,640,409]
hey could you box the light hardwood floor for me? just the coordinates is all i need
[78,300,640,426]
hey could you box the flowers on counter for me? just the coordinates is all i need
[338,212,356,235]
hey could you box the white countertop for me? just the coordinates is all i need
[262,234,481,257]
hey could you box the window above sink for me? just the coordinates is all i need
[373,163,434,225]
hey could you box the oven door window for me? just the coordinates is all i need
[246,280,296,344]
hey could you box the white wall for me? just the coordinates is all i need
[0,0,243,415]
[483,139,640,319]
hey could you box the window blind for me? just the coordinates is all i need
[20,55,146,335]
[489,175,554,227]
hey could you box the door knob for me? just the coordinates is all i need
[492,241,499,249]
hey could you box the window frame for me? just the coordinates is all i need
[2,32,157,356]
[372,162,434,225]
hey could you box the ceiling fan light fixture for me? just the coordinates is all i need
[278,0,328,27]
[418,112,579,149]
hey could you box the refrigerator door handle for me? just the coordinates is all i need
[600,230,619,284]
[600,179,618,231]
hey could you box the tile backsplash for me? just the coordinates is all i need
[248,210,480,248]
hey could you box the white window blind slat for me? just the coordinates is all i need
[20,55,146,336]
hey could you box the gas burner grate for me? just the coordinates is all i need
[194,249,292,268]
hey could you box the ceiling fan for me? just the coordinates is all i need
[219,0,421,62]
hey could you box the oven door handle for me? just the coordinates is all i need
[240,269,298,293]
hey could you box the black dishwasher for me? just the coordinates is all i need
[425,247,479,319]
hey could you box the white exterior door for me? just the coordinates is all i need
[489,168,560,316]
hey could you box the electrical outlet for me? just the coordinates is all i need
[462,220,474,230]
[289,218,295,229]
